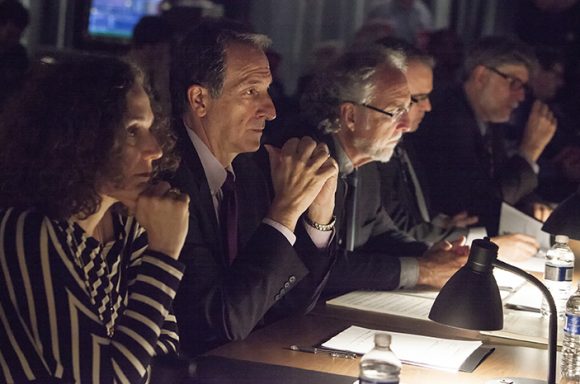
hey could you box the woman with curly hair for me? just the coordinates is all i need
[0,55,190,383]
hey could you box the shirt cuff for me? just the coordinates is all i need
[465,226,488,246]
[303,220,333,249]
[518,151,540,174]
[398,257,419,289]
[262,218,297,246]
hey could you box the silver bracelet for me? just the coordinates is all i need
[304,215,336,231]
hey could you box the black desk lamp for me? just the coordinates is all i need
[542,191,580,240]
[429,238,557,384]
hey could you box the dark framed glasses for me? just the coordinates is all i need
[344,101,411,121]
[485,66,528,92]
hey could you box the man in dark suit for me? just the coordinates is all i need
[412,36,557,236]
[169,19,338,356]
[378,38,541,260]
[376,39,475,244]
[300,45,468,296]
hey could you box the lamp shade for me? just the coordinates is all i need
[429,238,558,384]
[428,239,503,330]
[542,191,580,239]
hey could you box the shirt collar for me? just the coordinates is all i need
[183,120,234,195]
[332,135,355,176]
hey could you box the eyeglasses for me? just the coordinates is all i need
[485,66,528,92]
[345,101,411,121]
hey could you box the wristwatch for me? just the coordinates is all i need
[304,215,336,231]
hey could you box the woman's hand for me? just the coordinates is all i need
[135,181,190,260]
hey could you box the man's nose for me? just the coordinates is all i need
[259,93,277,121]
[514,87,526,103]
[397,111,412,133]
[422,98,432,112]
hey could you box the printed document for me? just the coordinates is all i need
[322,325,482,372]
[498,202,550,273]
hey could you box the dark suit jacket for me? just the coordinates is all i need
[378,140,468,243]
[169,121,334,356]
[321,136,430,296]
[412,85,538,235]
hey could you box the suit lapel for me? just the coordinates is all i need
[173,120,225,263]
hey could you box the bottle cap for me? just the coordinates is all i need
[374,332,391,347]
[555,235,570,244]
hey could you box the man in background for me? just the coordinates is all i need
[412,36,556,236]
[299,45,468,296]
[378,37,540,260]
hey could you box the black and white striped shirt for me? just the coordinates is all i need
[0,208,185,383]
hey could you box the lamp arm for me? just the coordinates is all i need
[493,259,557,384]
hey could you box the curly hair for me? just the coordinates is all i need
[0,55,177,219]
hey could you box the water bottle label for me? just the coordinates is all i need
[544,265,573,282]
[564,314,580,335]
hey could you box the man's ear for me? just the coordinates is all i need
[187,84,210,117]
[339,102,357,132]
[472,65,489,87]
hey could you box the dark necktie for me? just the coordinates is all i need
[482,125,495,178]
[220,171,238,264]
[397,146,430,222]
[344,169,359,252]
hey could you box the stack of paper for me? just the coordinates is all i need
[321,325,485,372]
[504,281,542,312]
[326,285,561,346]
[326,286,511,321]
[326,290,433,320]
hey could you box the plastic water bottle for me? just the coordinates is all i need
[561,284,580,381]
[359,333,401,384]
[542,235,575,319]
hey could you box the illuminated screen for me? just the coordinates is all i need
[87,0,163,40]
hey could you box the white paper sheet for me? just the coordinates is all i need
[504,281,543,312]
[326,290,433,320]
[481,309,564,346]
[322,325,482,372]
[327,287,557,346]
[326,289,511,323]
[493,269,527,292]
[499,202,551,252]
[507,251,546,274]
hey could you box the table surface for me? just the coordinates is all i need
[208,303,559,383]
[201,239,580,382]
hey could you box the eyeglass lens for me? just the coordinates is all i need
[486,66,526,92]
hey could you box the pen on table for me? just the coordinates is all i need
[504,303,541,313]
[498,285,515,292]
[289,344,357,359]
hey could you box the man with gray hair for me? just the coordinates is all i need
[169,18,338,356]
[376,37,465,243]
[378,37,541,261]
[300,45,468,296]
[412,36,557,236]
